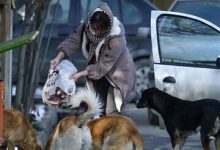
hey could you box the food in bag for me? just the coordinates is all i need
[47,87,68,103]
[42,60,77,105]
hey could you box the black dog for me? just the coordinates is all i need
[136,87,220,150]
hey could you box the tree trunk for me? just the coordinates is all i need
[24,4,50,114]
[14,0,51,114]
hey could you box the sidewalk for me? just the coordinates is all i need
[121,103,215,150]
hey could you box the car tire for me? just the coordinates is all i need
[135,58,159,125]
[135,58,151,100]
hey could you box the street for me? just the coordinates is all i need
[121,104,215,150]
[35,90,217,150]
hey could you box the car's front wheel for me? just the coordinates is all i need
[135,59,151,100]
[135,58,159,125]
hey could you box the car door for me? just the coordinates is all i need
[151,11,220,100]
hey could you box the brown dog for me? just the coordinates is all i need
[88,114,144,150]
[45,88,144,150]
[1,109,42,150]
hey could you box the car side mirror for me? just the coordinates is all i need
[216,56,220,68]
[137,27,150,38]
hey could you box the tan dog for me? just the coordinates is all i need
[88,114,144,150]
[1,109,42,150]
[45,88,144,150]
[45,88,101,150]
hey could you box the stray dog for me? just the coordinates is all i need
[87,114,144,150]
[136,87,220,150]
[45,88,144,150]
[1,109,42,150]
[45,88,101,150]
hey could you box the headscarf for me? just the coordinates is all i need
[85,4,113,64]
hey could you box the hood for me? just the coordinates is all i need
[88,3,113,24]
[95,3,113,21]
[97,3,123,36]
[84,3,123,37]
[88,3,113,32]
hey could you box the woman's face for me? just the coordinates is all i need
[90,24,107,35]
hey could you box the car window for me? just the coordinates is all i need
[157,15,220,67]
[171,1,220,27]
[121,0,142,25]
[80,0,120,22]
[47,0,70,24]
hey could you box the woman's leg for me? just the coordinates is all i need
[106,87,120,114]
[91,77,110,116]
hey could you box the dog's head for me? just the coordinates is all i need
[136,87,157,108]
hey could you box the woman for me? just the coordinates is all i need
[50,3,136,116]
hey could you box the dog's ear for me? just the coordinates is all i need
[137,88,156,108]
[143,87,157,96]
[148,87,158,93]
[142,87,159,103]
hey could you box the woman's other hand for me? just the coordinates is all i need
[69,70,88,81]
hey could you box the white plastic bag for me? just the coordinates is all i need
[42,60,77,105]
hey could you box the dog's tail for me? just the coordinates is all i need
[131,131,145,150]
[69,88,102,127]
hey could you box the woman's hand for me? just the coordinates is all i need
[69,72,81,82]
[50,57,60,69]
[69,70,88,82]
[50,51,65,68]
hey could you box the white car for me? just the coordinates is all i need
[150,10,220,126]
[151,10,220,100]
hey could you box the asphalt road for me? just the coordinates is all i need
[121,104,215,150]
[35,88,216,150]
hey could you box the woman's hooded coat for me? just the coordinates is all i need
[57,3,136,110]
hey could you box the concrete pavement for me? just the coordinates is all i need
[121,103,215,150]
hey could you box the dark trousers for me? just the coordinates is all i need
[90,77,111,116]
